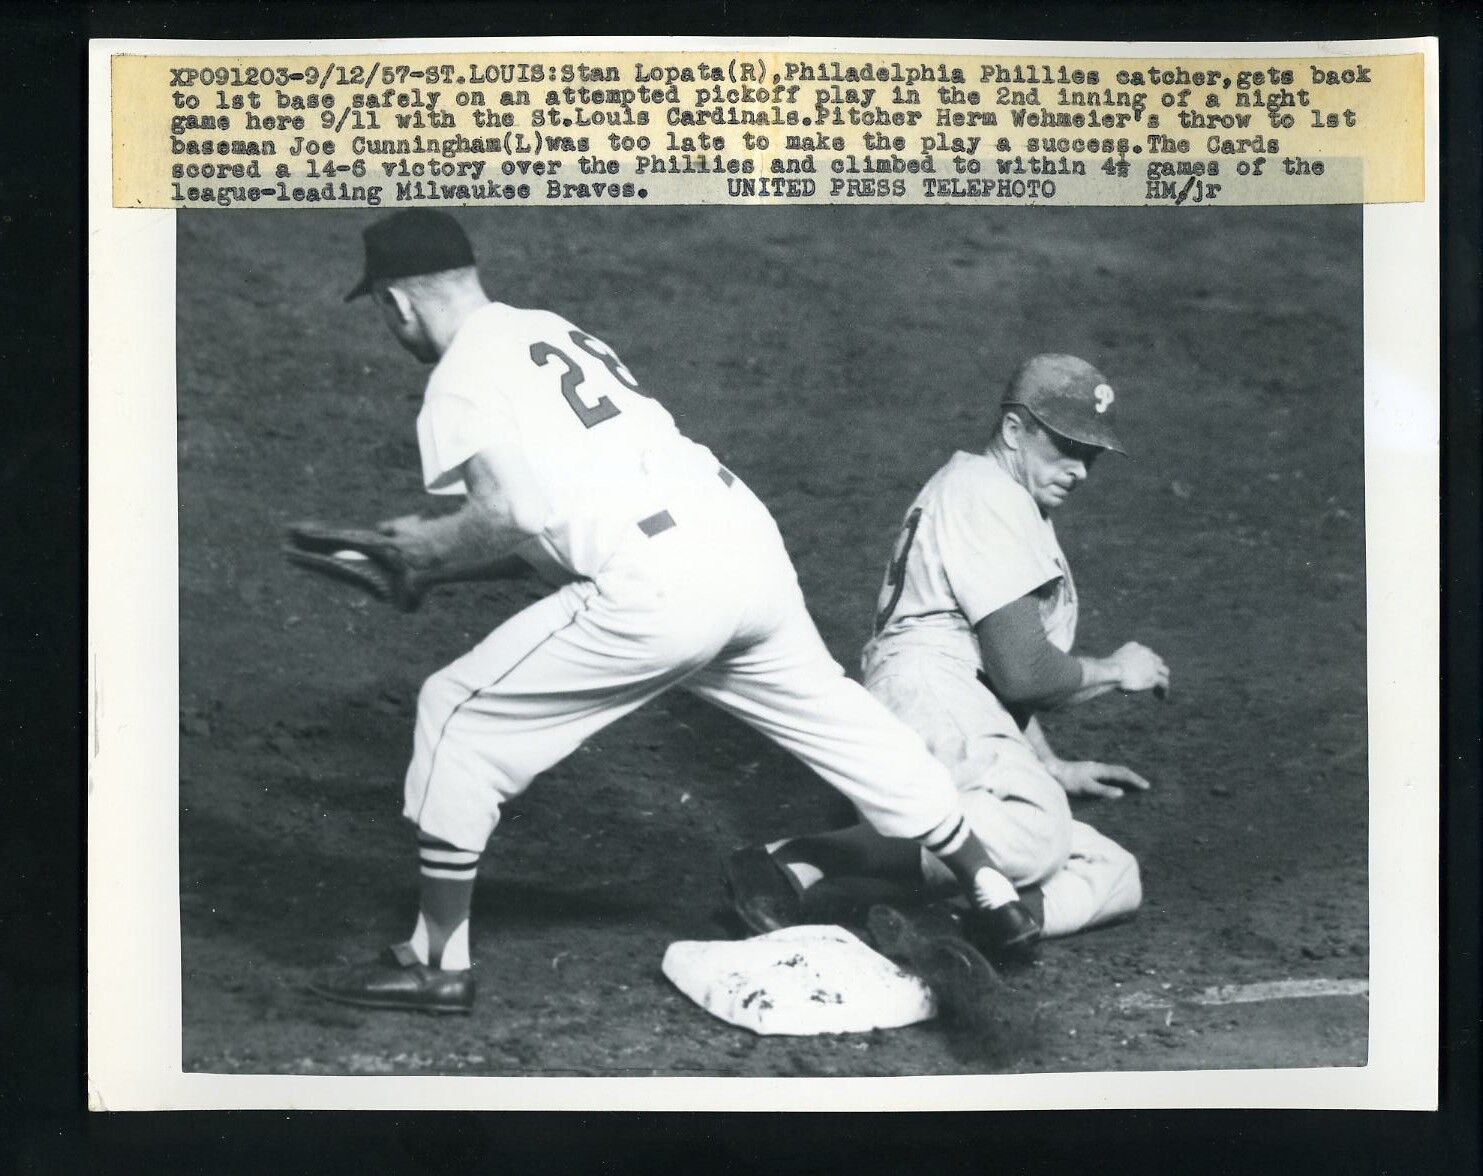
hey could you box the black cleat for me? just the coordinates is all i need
[964,899,1042,966]
[722,845,803,934]
[796,875,929,934]
[307,944,475,1014]
[867,903,1000,1028]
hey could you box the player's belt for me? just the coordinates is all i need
[637,510,676,537]
[636,467,735,538]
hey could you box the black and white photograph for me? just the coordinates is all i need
[81,34,1446,1114]
[169,201,1370,1078]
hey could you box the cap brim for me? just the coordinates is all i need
[1082,430,1128,457]
[344,274,373,303]
[1066,429,1127,457]
[1005,401,1129,456]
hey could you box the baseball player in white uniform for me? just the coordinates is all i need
[725,355,1169,950]
[308,211,1036,1013]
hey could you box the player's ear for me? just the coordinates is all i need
[390,287,416,323]
[377,285,415,324]
[999,409,1024,451]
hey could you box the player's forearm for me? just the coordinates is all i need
[1021,716,1063,765]
[974,598,1170,711]
[976,599,1085,708]
[414,550,533,588]
[1055,658,1121,706]
[1006,659,1110,711]
[979,635,1110,712]
[401,501,534,574]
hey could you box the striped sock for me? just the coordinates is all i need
[409,834,480,971]
[920,813,973,861]
[917,815,1016,910]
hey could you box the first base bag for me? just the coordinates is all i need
[661,925,937,1036]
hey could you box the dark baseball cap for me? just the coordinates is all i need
[345,209,476,302]
[1002,353,1127,455]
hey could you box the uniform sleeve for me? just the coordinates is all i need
[976,595,1084,705]
[938,477,1063,627]
[417,387,517,496]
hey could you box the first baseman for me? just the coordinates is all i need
[307,210,1037,1013]
[726,355,1169,946]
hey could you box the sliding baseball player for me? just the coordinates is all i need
[726,355,1169,951]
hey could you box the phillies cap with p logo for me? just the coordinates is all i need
[1001,353,1126,455]
[345,210,477,302]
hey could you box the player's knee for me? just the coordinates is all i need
[1026,803,1073,884]
[987,819,1070,888]
[416,670,464,722]
[1023,826,1072,888]
[1123,851,1143,909]
[1105,845,1143,918]
[963,793,1068,887]
[406,777,505,854]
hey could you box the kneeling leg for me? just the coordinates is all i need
[1035,821,1142,939]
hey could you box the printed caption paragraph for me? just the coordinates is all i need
[115,52,1423,210]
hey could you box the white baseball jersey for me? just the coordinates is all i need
[865,451,1078,736]
[418,301,721,582]
[400,301,974,863]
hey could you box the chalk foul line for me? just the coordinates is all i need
[1116,978,1369,1012]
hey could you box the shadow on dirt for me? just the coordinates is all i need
[182,810,663,965]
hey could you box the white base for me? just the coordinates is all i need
[662,924,938,1036]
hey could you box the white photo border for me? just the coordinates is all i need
[86,34,1440,1112]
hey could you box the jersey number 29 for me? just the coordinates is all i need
[529,330,641,429]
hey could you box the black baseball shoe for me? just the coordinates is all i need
[307,943,475,1014]
[722,845,804,934]
[963,898,1042,966]
[797,875,934,936]
[867,903,1000,1029]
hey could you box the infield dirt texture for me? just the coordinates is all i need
[177,205,1367,1076]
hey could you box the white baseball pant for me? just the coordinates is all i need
[404,474,967,855]
[863,648,1143,938]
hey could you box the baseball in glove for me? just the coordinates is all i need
[283,521,424,612]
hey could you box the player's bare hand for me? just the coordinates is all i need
[1050,760,1152,799]
[376,514,437,565]
[376,514,426,540]
[1109,642,1170,695]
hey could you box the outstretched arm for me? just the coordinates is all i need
[377,442,551,588]
[377,514,535,588]
[1021,714,1060,762]
[975,594,1169,711]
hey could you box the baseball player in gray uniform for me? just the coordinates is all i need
[307,211,1036,1013]
[725,355,1169,950]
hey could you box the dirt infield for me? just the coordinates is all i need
[177,204,1366,1077]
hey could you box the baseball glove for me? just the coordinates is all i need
[283,521,424,612]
